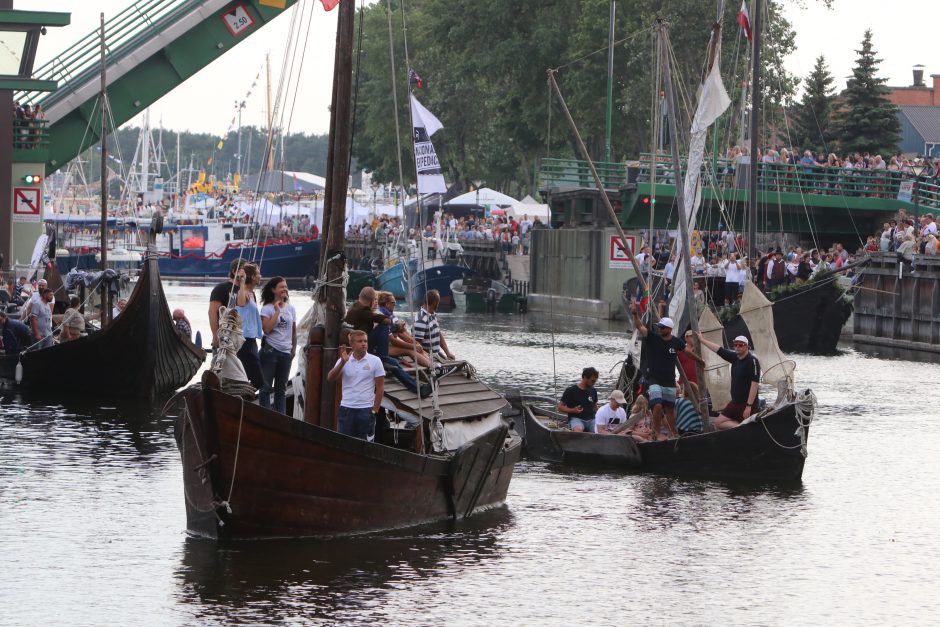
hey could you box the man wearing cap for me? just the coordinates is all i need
[595,389,628,434]
[20,278,49,322]
[697,333,761,430]
[629,303,686,440]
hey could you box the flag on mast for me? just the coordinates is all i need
[320,0,340,10]
[410,95,447,195]
[737,1,752,42]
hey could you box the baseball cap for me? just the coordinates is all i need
[733,335,749,346]
[658,317,674,329]
[609,389,627,404]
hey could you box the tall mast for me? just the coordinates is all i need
[99,13,110,323]
[265,53,275,173]
[317,0,356,427]
[604,0,615,162]
[747,0,761,260]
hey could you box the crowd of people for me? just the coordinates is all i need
[866,210,939,260]
[12,101,46,149]
[345,212,548,257]
[721,146,940,195]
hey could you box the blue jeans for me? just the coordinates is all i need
[338,406,375,441]
[368,325,422,394]
[260,343,292,414]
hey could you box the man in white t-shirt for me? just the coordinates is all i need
[327,330,385,441]
[595,389,629,434]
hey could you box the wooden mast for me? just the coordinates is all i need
[317,0,357,427]
[99,13,111,325]
[747,0,762,260]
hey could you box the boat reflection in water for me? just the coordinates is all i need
[175,508,513,620]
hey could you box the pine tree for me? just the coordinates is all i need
[791,56,836,156]
[834,30,901,156]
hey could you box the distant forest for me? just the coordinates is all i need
[77,125,331,186]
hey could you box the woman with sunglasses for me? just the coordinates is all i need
[696,332,761,430]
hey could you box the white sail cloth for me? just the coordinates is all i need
[738,281,795,384]
[698,306,733,410]
[668,49,732,327]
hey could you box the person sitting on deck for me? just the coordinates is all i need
[346,287,428,397]
[557,367,599,433]
[413,289,456,364]
[628,304,685,441]
[55,295,94,342]
[0,310,31,354]
[674,383,704,435]
[595,389,628,434]
[697,333,761,430]
[377,291,430,368]
[327,330,385,442]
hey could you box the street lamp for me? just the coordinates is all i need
[911,161,926,222]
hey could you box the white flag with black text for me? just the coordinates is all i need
[411,95,447,195]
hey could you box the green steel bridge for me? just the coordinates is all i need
[538,155,940,244]
[13,0,298,175]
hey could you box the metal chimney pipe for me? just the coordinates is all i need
[913,65,925,87]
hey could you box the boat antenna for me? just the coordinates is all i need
[747,0,761,260]
[99,13,111,326]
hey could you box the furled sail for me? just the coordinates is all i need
[668,46,731,327]
[698,306,732,410]
[738,281,795,384]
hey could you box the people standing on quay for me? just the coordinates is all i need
[557,367,599,433]
[259,276,296,414]
[327,329,384,441]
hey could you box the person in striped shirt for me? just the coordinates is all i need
[413,290,455,363]
[674,383,704,435]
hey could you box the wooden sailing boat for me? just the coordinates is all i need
[7,16,205,398]
[517,8,816,482]
[172,2,521,540]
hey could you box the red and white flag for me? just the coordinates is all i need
[320,0,340,11]
[737,1,752,42]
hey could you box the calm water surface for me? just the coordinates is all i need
[1,284,938,625]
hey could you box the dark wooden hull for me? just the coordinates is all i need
[637,401,809,482]
[517,405,642,468]
[174,377,521,540]
[15,249,205,398]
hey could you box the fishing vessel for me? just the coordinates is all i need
[171,1,520,540]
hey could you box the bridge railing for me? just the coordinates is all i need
[539,158,627,190]
[15,0,206,108]
[11,118,50,154]
[631,153,940,211]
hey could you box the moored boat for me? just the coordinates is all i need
[410,263,480,309]
[12,244,205,397]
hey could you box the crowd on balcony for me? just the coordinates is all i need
[721,146,940,196]
[866,209,939,259]
[12,101,46,149]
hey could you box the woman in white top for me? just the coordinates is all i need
[259,276,297,414]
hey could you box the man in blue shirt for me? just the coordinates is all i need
[0,311,31,354]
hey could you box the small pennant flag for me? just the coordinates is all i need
[320,0,340,10]
[409,67,424,89]
[738,1,752,42]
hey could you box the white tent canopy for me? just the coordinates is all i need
[508,194,551,221]
[445,187,520,207]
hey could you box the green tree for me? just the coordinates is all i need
[834,29,901,156]
[790,55,836,155]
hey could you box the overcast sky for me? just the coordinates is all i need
[24,0,936,137]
